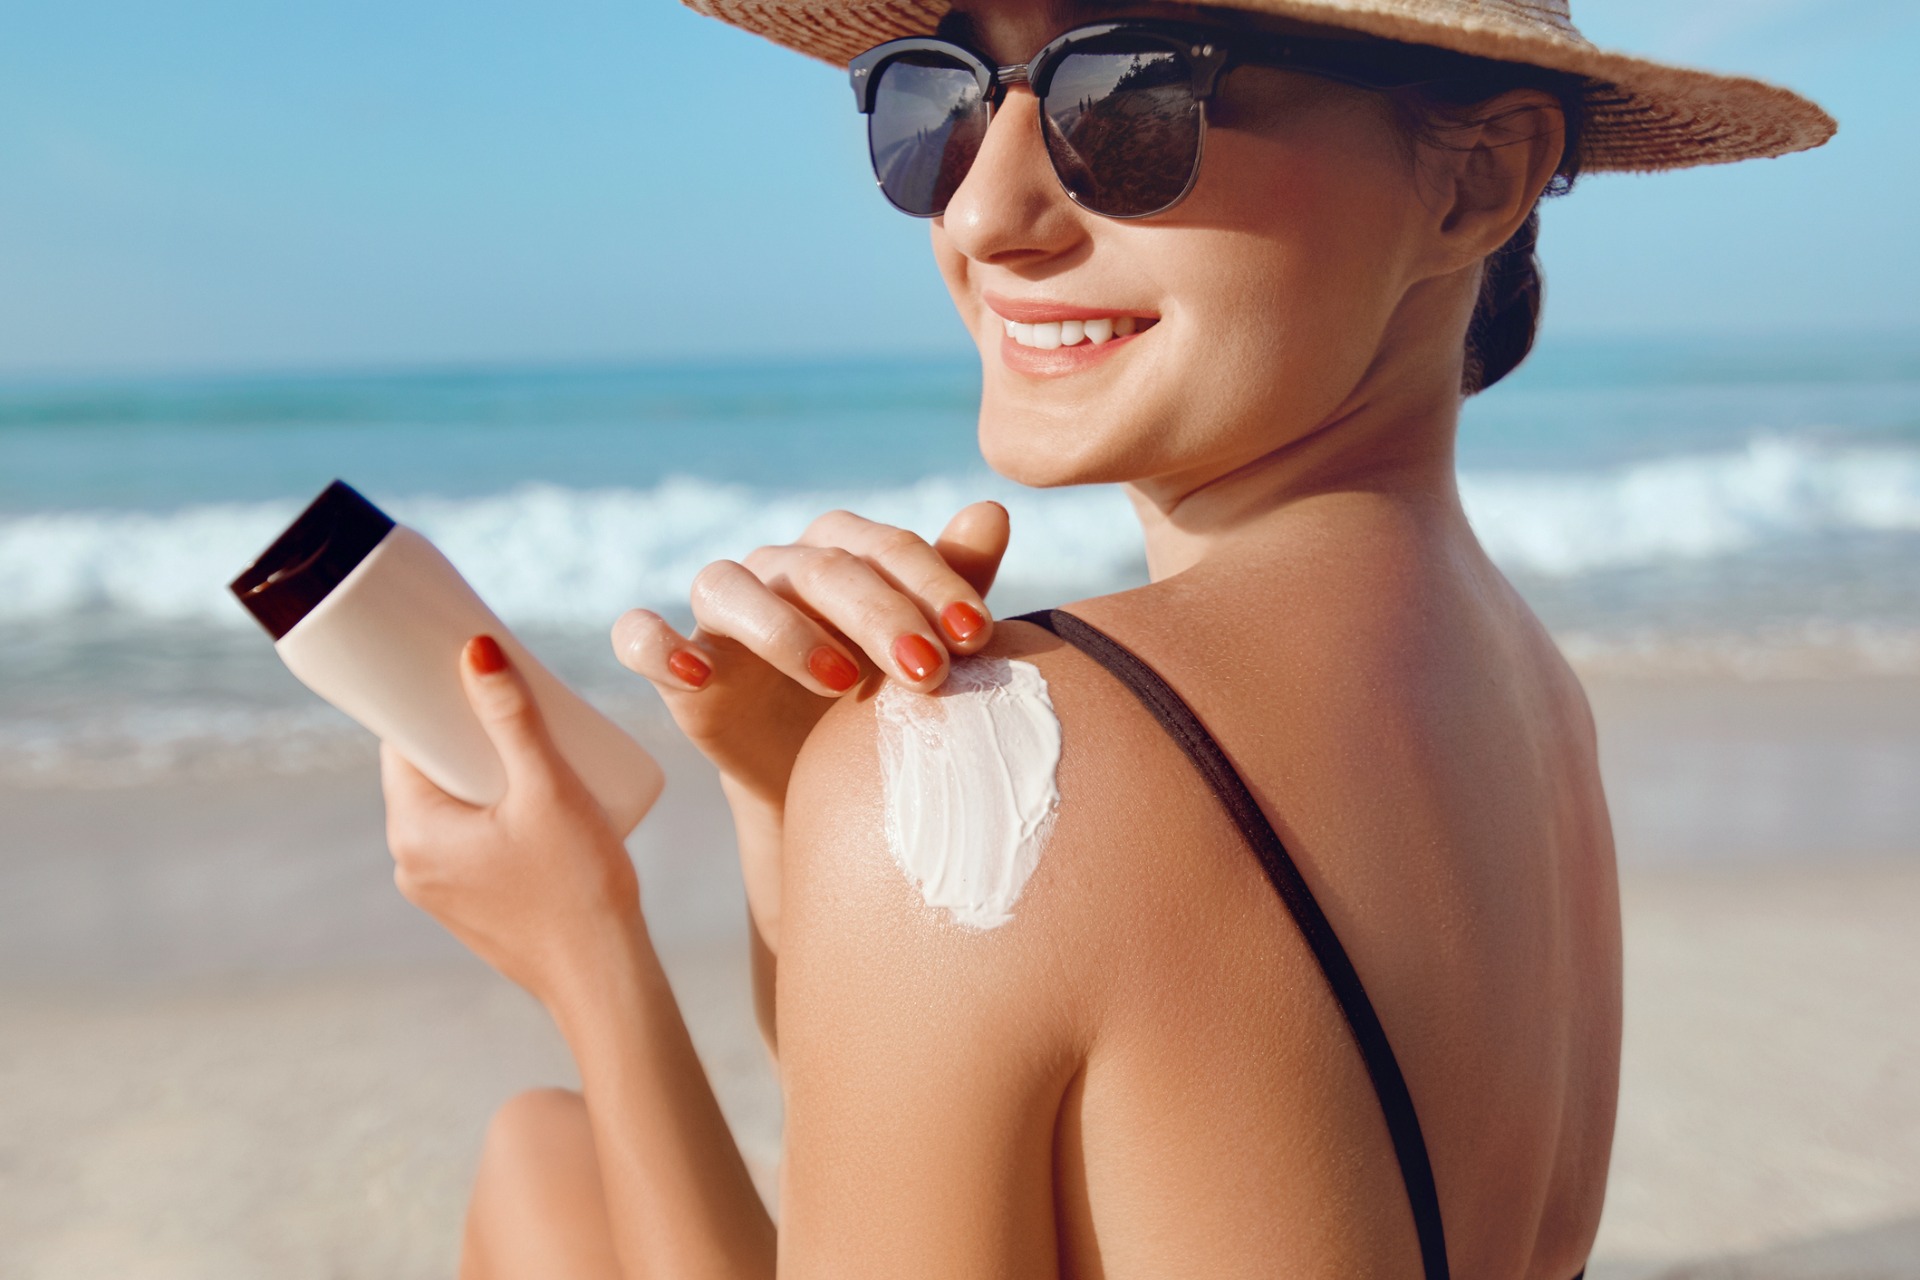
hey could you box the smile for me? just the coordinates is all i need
[1001,316,1157,349]
[984,294,1161,377]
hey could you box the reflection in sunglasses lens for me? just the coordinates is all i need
[871,55,990,215]
[1044,48,1200,217]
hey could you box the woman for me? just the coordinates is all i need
[379,1,1833,1275]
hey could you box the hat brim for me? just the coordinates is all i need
[683,0,1836,173]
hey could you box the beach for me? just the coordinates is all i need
[4,0,1916,1255]
[2,344,1916,1274]
[3,670,1917,1279]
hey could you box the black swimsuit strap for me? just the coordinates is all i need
[1014,608,1451,1280]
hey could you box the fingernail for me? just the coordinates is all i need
[808,646,859,693]
[468,635,508,675]
[941,601,986,643]
[667,649,711,689]
[892,634,942,683]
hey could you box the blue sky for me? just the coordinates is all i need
[0,0,1913,377]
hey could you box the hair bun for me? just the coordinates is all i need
[1464,208,1545,395]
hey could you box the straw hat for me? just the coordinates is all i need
[681,0,1835,172]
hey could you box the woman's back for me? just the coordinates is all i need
[780,490,1619,1278]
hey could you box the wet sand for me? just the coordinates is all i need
[3,677,1918,1278]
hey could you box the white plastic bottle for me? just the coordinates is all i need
[230,480,662,835]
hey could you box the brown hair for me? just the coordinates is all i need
[1386,57,1589,395]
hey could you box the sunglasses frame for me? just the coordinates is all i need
[848,19,1456,220]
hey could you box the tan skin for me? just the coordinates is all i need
[379,1,1622,1275]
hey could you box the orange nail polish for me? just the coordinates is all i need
[808,646,859,692]
[941,601,986,643]
[667,649,711,688]
[468,635,507,674]
[893,634,941,682]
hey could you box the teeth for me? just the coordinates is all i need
[1004,315,1141,348]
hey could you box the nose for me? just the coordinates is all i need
[939,88,1089,267]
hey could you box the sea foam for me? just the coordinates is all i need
[1463,437,1920,576]
[1,437,1916,628]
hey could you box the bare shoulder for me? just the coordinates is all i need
[779,617,1209,1008]
[776,609,1267,1045]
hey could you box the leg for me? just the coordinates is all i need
[460,1088,624,1280]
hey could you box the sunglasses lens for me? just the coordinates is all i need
[869,54,990,216]
[1043,45,1201,218]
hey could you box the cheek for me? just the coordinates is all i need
[1185,124,1417,349]
[1142,124,1421,423]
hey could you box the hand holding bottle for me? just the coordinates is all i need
[382,635,643,1010]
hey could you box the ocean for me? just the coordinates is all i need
[3,333,1917,788]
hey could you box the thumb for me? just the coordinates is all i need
[934,501,1011,599]
[459,634,562,793]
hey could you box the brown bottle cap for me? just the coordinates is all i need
[229,480,395,641]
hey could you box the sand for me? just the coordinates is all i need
[2,677,1918,1278]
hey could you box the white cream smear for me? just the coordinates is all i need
[876,656,1062,930]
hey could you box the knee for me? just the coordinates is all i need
[472,1087,596,1212]
[464,1089,603,1280]
[478,1087,590,1175]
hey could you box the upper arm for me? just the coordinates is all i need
[772,671,1088,1279]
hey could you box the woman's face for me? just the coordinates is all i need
[932,1,1466,496]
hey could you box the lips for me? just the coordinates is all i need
[984,292,1159,375]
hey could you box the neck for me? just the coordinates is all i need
[1124,366,1468,581]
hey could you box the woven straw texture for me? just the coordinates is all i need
[682,0,1835,172]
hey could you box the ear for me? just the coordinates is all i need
[1423,90,1566,270]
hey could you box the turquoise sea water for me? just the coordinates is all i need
[2,333,1917,785]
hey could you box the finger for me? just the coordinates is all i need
[743,544,951,687]
[611,608,713,692]
[458,634,564,794]
[796,509,995,652]
[934,501,1011,599]
[688,559,866,696]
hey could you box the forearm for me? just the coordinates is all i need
[550,916,777,1280]
[721,775,784,1056]
[724,775,785,941]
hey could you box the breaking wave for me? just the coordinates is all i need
[1,436,1916,629]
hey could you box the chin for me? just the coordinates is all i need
[976,400,1158,490]
[971,317,1201,488]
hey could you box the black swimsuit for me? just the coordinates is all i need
[1015,609,1586,1280]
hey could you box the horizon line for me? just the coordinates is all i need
[1,325,1916,392]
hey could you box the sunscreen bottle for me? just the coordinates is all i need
[230,480,662,835]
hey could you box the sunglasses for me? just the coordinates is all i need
[849,20,1454,221]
